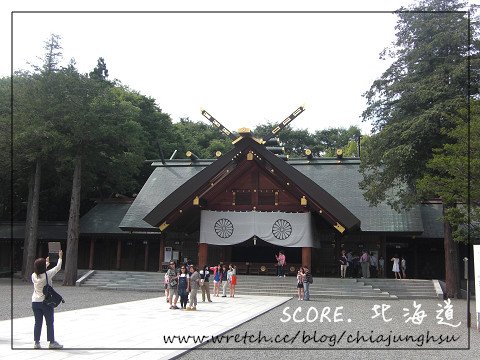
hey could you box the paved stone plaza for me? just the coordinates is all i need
[1,279,479,359]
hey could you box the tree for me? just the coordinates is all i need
[360,0,478,298]
[16,34,65,280]
[417,100,480,242]
[61,67,145,285]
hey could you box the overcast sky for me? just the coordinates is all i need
[1,0,477,135]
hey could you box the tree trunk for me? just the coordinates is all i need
[63,154,82,286]
[443,205,461,298]
[23,159,41,282]
[21,171,34,280]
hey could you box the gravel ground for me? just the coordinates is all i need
[181,297,480,360]
[0,278,162,320]
[2,278,479,359]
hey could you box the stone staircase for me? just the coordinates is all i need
[360,278,441,299]
[80,271,406,300]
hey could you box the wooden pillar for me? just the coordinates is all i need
[302,247,312,270]
[88,238,95,270]
[158,237,165,272]
[198,243,208,267]
[144,241,149,271]
[116,239,122,270]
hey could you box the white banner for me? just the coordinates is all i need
[199,210,315,247]
[474,245,480,329]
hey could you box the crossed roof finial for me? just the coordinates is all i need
[200,105,306,145]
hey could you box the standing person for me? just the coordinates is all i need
[400,256,407,279]
[370,252,378,278]
[391,254,401,279]
[359,250,370,278]
[276,251,286,277]
[31,250,64,349]
[303,266,313,301]
[346,250,353,278]
[228,264,237,298]
[339,250,348,278]
[378,256,385,278]
[296,267,304,300]
[177,265,190,309]
[210,264,221,297]
[220,264,228,297]
[167,261,180,309]
[199,265,212,302]
[187,265,200,311]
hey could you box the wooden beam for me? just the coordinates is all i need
[158,237,165,272]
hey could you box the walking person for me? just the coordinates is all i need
[276,251,286,277]
[391,254,401,279]
[220,264,228,297]
[31,250,64,349]
[199,265,212,302]
[228,264,237,297]
[177,265,190,309]
[210,264,221,297]
[164,272,170,302]
[187,265,200,311]
[400,256,407,279]
[296,267,304,300]
[359,250,370,278]
[339,250,348,278]
[167,261,180,309]
[303,266,313,301]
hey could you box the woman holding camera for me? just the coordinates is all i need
[31,250,64,349]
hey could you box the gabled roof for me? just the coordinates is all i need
[141,137,360,233]
[80,202,132,234]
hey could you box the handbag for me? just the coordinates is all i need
[43,273,65,308]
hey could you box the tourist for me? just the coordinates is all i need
[31,250,64,349]
[346,250,353,277]
[167,261,180,309]
[210,264,221,297]
[164,272,169,302]
[378,256,385,277]
[296,267,304,300]
[276,251,286,277]
[187,265,200,311]
[401,256,407,279]
[220,264,228,297]
[199,265,212,302]
[228,264,237,297]
[339,250,348,278]
[391,254,401,279]
[370,252,378,278]
[359,250,370,278]
[177,265,190,309]
[303,266,313,301]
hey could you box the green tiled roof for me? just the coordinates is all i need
[291,163,424,233]
[419,203,444,238]
[80,202,132,234]
[119,166,205,231]
[120,159,425,233]
[0,222,67,240]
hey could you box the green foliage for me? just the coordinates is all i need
[417,100,480,242]
[173,118,233,159]
[360,0,478,211]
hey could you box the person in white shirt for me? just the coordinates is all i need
[31,250,63,349]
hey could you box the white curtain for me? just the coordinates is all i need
[199,210,315,247]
